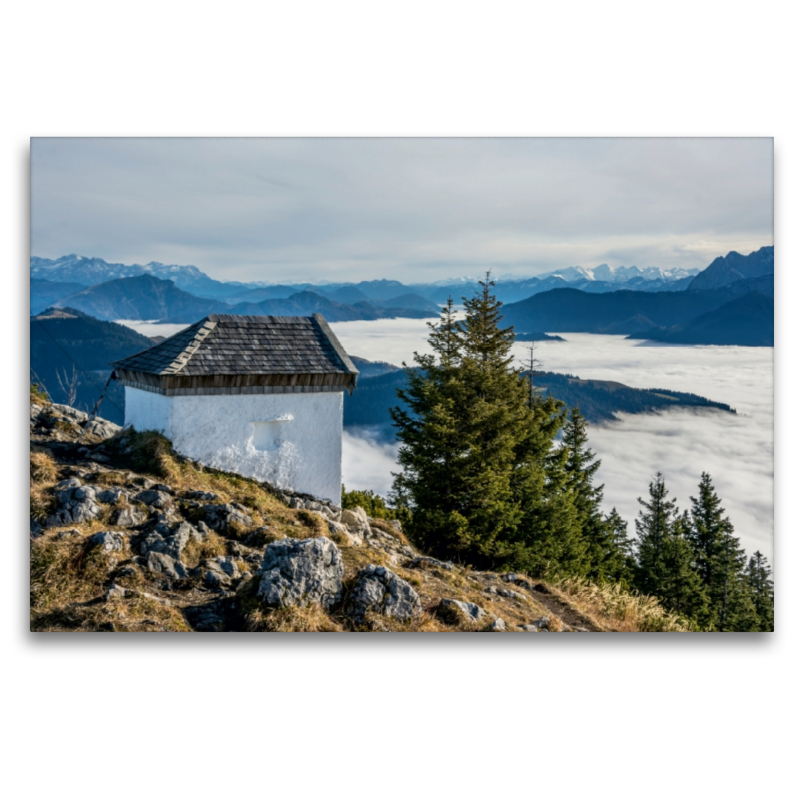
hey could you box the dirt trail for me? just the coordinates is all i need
[527,583,604,632]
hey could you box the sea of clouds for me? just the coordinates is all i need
[330,320,774,562]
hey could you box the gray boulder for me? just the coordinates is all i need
[84,418,121,439]
[97,487,126,504]
[47,479,103,526]
[133,489,172,509]
[407,556,454,572]
[438,598,487,624]
[203,503,253,533]
[112,506,147,528]
[144,551,188,580]
[89,531,125,553]
[139,520,197,560]
[50,403,89,423]
[345,564,422,625]
[202,556,241,589]
[340,506,369,531]
[257,537,343,609]
[489,617,506,631]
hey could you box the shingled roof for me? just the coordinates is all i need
[111,314,359,396]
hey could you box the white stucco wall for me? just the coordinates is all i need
[124,386,173,437]
[123,386,344,504]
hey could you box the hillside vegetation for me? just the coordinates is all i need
[30,394,693,633]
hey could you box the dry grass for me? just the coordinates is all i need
[555,578,695,632]
[180,531,228,569]
[30,385,49,404]
[30,449,60,523]
[368,518,411,546]
[30,449,58,484]
[30,532,120,619]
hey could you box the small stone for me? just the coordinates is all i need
[104,584,127,600]
[133,489,172,509]
[438,598,487,624]
[89,531,125,553]
[144,551,187,580]
[489,617,506,631]
[97,488,126,503]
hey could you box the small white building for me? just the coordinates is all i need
[111,314,358,505]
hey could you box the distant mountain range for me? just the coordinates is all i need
[30,253,701,310]
[687,246,774,291]
[631,292,774,346]
[30,246,772,345]
[38,274,440,323]
[501,249,773,346]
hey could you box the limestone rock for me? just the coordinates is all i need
[438,598,487,624]
[89,531,125,553]
[203,503,253,533]
[144,551,188,580]
[489,617,506,631]
[133,489,172,509]
[85,418,121,440]
[257,537,343,609]
[407,556,454,572]
[97,488,126,504]
[140,520,197,560]
[50,403,89,423]
[345,564,422,625]
[112,506,147,528]
[340,506,369,531]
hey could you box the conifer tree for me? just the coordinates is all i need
[659,511,708,621]
[633,472,678,597]
[687,472,757,630]
[562,406,630,581]
[391,274,583,574]
[745,550,774,631]
[602,507,636,586]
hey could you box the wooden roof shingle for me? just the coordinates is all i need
[110,314,359,381]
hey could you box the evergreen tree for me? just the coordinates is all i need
[659,512,708,621]
[633,472,678,597]
[687,473,757,630]
[562,406,630,581]
[602,507,636,586]
[391,273,584,574]
[745,550,774,632]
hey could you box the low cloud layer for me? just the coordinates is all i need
[334,323,773,561]
[31,138,772,283]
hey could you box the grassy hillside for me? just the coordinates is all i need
[30,400,692,633]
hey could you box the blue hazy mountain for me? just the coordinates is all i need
[630,292,773,346]
[687,246,773,291]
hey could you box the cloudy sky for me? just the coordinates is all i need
[31,137,773,284]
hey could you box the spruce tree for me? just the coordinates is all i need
[687,473,757,630]
[391,273,583,574]
[659,511,708,621]
[602,507,636,586]
[562,406,630,581]
[745,550,774,632]
[633,473,678,597]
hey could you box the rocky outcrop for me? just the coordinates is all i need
[257,537,344,609]
[345,564,422,625]
[47,478,103,526]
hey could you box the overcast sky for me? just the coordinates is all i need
[30,137,773,284]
